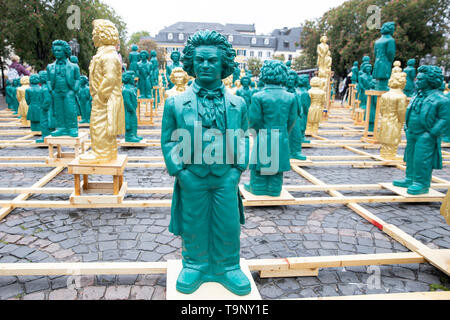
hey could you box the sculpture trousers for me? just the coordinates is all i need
[404,131,437,188]
[177,168,242,275]
[52,91,77,129]
[249,170,283,195]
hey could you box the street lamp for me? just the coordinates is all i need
[69,38,80,57]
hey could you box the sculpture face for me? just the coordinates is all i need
[30,75,40,85]
[241,77,250,87]
[286,74,297,88]
[172,71,188,86]
[193,46,222,85]
[39,71,47,83]
[416,73,427,91]
[53,45,66,60]
[140,51,148,61]
[171,52,180,62]
[364,65,372,74]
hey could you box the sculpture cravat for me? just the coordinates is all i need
[79,19,125,164]
[161,30,251,296]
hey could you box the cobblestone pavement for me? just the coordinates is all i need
[0,97,449,300]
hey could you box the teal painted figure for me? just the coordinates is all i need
[404,58,416,98]
[25,74,42,132]
[351,61,359,84]
[286,60,292,69]
[128,44,140,74]
[78,76,92,123]
[10,79,21,115]
[232,63,240,87]
[166,51,183,90]
[297,74,311,144]
[244,60,297,197]
[286,70,306,160]
[36,71,54,143]
[70,55,82,117]
[235,76,253,110]
[137,50,152,99]
[5,80,13,110]
[150,50,160,104]
[161,30,251,296]
[373,22,396,91]
[122,71,143,143]
[46,40,80,137]
[393,66,450,195]
[359,63,376,128]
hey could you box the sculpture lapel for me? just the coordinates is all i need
[181,87,197,130]
[225,91,238,130]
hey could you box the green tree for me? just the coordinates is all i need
[300,0,450,77]
[127,31,150,46]
[247,57,263,77]
[272,54,285,61]
[2,0,127,75]
[291,53,314,71]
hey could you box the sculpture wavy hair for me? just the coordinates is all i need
[140,50,149,59]
[260,60,288,86]
[92,19,119,46]
[169,67,189,84]
[182,30,236,79]
[52,40,72,58]
[418,65,444,89]
[297,74,310,88]
[381,21,395,35]
[38,70,47,82]
[122,71,135,84]
[170,50,181,60]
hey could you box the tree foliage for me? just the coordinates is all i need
[134,39,166,69]
[127,31,150,47]
[300,0,450,77]
[291,53,314,71]
[272,54,285,61]
[247,57,263,77]
[1,0,127,75]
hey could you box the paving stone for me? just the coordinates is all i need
[98,241,118,251]
[80,286,106,300]
[155,245,176,254]
[22,292,46,300]
[3,234,23,243]
[140,251,163,262]
[48,288,77,300]
[117,275,139,285]
[104,285,131,300]
[51,276,70,290]
[25,278,50,294]
[102,250,120,261]
[98,234,118,241]
[72,245,89,254]
[0,283,24,299]
[130,286,155,300]
[96,275,116,285]
[318,271,339,284]
[10,246,35,259]
[48,233,68,243]
[27,250,50,262]
[259,284,284,299]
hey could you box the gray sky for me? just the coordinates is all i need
[103,0,348,38]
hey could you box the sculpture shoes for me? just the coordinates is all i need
[176,266,251,296]
[51,127,78,138]
[393,179,429,195]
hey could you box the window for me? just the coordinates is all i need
[264,38,269,45]
[250,51,254,57]
[168,33,173,40]
[283,41,289,48]
[266,51,271,58]
[288,54,292,60]
[228,35,234,42]
[178,33,184,41]
[251,37,256,45]
[258,51,262,58]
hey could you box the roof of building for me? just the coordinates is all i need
[271,27,302,52]
[225,23,256,33]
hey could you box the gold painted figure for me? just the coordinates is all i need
[164,67,189,98]
[223,75,235,94]
[378,62,408,160]
[79,19,125,164]
[441,189,450,224]
[317,35,329,71]
[306,77,326,135]
[17,76,30,126]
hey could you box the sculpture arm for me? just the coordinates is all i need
[430,98,450,137]
[387,39,396,63]
[235,99,250,172]
[397,96,408,124]
[96,54,120,104]
[161,97,184,176]
[73,66,81,92]
[248,95,263,131]
[25,89,31,106]
[287,97,298,134]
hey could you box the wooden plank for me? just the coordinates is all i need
[260,268,318,278]
[297,291,450,300]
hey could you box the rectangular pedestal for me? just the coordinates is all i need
[239,185,295,202]
[69,181,127,205]
[166,259,261,300]
[119,139,148,147]
[68,155,128,176]
[380,183,445,198]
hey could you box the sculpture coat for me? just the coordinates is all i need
[17,76,30,126]
[25,74,43,132]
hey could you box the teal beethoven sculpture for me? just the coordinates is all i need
[137,50,152,99]
[36,71,54,143]
[5,80,13,110]
[235,76,253,110]
[78,76,92,124]
[244,60,297,197]
[122,71,143,143]
[403,58,417,98]
[166,51,183,90]
[297,74,312,145]
[351,61,359,84]
[393,66,450,195]
[128,44,140,74]
[286,70,306,160]
[161,30,251,296]
[10,79,21,115]
[46,40,80,137]
[373,22,396,91]
[359,63,376,127]
[70,55,82,117]
[25,74,42,132]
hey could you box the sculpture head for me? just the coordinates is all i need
[362,56,370,64]
[131,44,138,52]
[52,40,71,60]
[407,59,416,67]
[70,55,79,64]
[353,61,358,67]
[182,30,236,84]
[92,19,119,48]
[286,60,292,68]
[122,71,135,84]
[39,71,47,83]
[170,67,190,87]
[234,79,241,88]
[20,76,30,86]
[388,69,407,90]
[364,63,372,74]
[13,78,21,87]
[150,50,157,58]
[416,65,444,91]
[260,60,288,86]
[80,75,89,86]
[140,50,149,61]
[297,74,310,88]
[381,22,395,35]
[170,50,181,62]
[310,76,322,88]
[5,79,11,87]
[392,61,402,74]
[320,35,328,43]
[286,70,298,89]
[29,74,40,85]
[240,76,251,88]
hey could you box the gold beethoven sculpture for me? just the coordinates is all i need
[17,76,30,126]
[79,19,125,164]
[378,61,408,160]
[306,76,326,135]
[441,190,450,225]
[164,67,189,98]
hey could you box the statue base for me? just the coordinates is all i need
[45,132,88,165]
[119,138,148,147]
[380,183,445,198]
[68,154,128,205]
[239,185,296,203]
[166,259,261,300]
